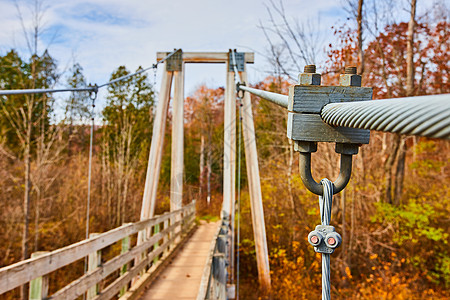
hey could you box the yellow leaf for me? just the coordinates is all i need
[391,276,400,285]
[345,267,353,279]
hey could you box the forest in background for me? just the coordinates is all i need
[0,0,449,299]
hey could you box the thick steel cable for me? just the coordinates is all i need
[238,85,288,108]
[321,94,450,139]
[319,179,333,300]
[0,87,96,96]
[231,50,288,108]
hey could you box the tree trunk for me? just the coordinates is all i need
[206,133,212,206]
[394,138,406,205]
[199,135,205,202]
[394,0,416,204]
[406,0,416,96]
[21,101,32,300]
[384,134,401,204]
[357,0,365,75]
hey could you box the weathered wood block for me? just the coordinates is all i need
[288,85,373,113]
[287,113,370,144]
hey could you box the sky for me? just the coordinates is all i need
[0,0,437,110]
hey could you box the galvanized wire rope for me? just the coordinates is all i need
[0,49,180,95]
[319,179,333,300]
[0,86,97,95]
[321,94,450,139]
[83,93,96,291]
[237,85,288,108]
[231,50,242,85]
[236,94,243,300]
[231,49,242,299]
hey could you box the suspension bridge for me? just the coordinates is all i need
[0,49,449,300]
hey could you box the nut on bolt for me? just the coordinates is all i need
[324,232,342,249]
[299,65,321,86]
[294,141,318,153]
[308,231,323,247]
[340,66,361,87]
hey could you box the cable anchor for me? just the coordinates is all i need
[88,84,98,101]
[296,141,358,195]
[236,82,246,99]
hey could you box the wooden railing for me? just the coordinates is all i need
[197,219,230,300]
[0,201,196,300]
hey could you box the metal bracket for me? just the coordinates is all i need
[308,225,342,254]
[288,67,372,195]
[166,49,183,71]
[228,50,245,72]
[296,141,358,195]
[286,85,372,144]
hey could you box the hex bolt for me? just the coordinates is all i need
[310,235,319,244]
[299,65,321,86]
[327,237,336,246]
[340,66,361,87]
[308,230,323,247]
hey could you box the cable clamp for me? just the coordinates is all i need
[89,84,98,101]
[307,179,342,254]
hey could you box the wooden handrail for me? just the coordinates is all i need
[0,202,195,295]
[50,219,183,300]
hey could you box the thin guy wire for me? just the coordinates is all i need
[319,179,333,300]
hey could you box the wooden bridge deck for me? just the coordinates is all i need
[139,220,219,300]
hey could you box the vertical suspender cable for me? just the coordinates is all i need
[236,93,243,300]
[232,49,243,300]
[84,90,97,280]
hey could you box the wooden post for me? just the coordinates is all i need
[28,252,49,300]
[240,71,271,291]
[171,62,185,243]
[87,233,101,299]
[153,224,160,264]
[134,70,172,284]
[163,218,169,256]
[139,70,174,222]
[119,235,130,297]
[224,59,237,282]
[223,68,236,219]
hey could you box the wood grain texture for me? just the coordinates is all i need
[287,113,370,144]
[240,71,271,291]
[0,204,193,294]
[29,252,49,300]
[49,223,180,300]
[288,85,373,113]
[118,223,197,300]
[170,65,185,213]
[139,71,174,221]
[222,70,236,218]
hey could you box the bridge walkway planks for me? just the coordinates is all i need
[139,220,219,300]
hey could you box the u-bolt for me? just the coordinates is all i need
[298,152,353,195]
